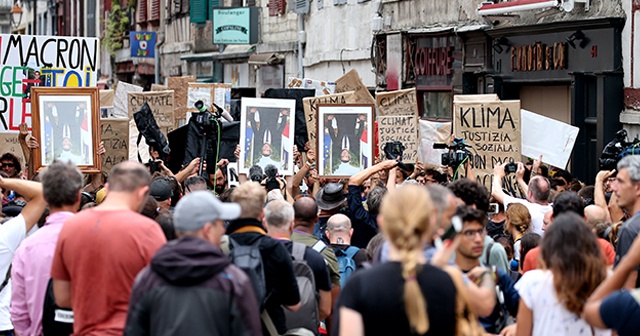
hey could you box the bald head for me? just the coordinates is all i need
[326,214,353,245]
[327,214,352,232]
[584,205,608,228]
[293,197,318,224]
[542,209,553,232]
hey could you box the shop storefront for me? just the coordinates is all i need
[486,18,624,183]
[402,32,464,119]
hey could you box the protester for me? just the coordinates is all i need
[226,182,300,335]
[453,206,519,334]
[611,156,640,288]
[515,213,608,335]
[264,200,332,330]
[487,202,507,239]
[0,153,21,178]
[183,176,208,194]
[325,214,368,284]
[346,160,398,248]
[50,162,167,335]
[504,203,531,262]
[154,209,177,241]
[314,183,348,241]
[149,178,173,211]
[0,177,47,334]
[124,191,261,335]
[332,185,457,335]
[584,233,640,336]
[10,161,82,336]
[492,163,552,236]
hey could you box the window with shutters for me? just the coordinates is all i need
[138,0,147,23]
[208,0,220,20]
[268,0,286,16]
[190,0,207,23]
[150,0,160,21]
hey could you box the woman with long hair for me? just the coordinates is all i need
[332,185,457,336]
[504,203,531,263]
[515,213,609,336]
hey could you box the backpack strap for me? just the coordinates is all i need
[485,241,494,266]
[261,310,279,336]
[220,235,230,255]
[344,246,359,259]
[292,242,306,261]
[0,265,11,293]
[311,240,326,253]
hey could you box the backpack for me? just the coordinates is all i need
[228,237,268,310]
[283,242,320,336]
[42,278,74,336]
[334,246,359,288]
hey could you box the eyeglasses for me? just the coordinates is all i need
[462,228,486,238]
[1,163,14,168]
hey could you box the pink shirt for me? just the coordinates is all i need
[10,211,74,336]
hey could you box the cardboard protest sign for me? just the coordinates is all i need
[187,83,214,113]
[454,95,521,192]
[127,91,175,136]
[168,76,196,125]
[419,120,451,167]
[287,77,304,88]
[0,134,25,168]
[100,90,115,107]
[377,115,419,163]
[0,34,99,132]
[302,91,356,152]
[287,77,335,96]
[335,69,375,105]
[100,118,129,173]
[113,82,143,118]
[375,88,420,163]
[151,84,168,91]
[213,83,232,112]
[129,119,150,162]
[521,109,579,169]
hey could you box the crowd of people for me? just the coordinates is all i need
[1,128,640,336]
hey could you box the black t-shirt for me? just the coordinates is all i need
[332,262,457,336]
[228,222,300,335]
[281,240,332,292]
[330,243,368,269]
[487,219,506,239]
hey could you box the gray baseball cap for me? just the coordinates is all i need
[174,191,241,232]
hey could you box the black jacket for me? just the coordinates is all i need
[124,236,262,336]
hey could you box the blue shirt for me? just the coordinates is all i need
[600,289,640,336]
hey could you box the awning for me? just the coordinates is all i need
[248,53,285,65]
[478,0,558,16]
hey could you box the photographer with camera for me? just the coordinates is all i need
[492,162,552,236]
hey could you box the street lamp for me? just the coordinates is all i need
[10,3,22,29]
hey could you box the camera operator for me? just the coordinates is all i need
[260,164,293,203]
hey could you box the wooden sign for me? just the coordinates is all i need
[453,95,521,192]
[100,118,129,173]
[128,91,175,137]
[168,76,196,125]
[302,91,356,152]
[335,69,375,105]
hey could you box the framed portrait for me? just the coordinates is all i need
[31,87,102,173]
[317,104,374,177]
[239,98,297,176]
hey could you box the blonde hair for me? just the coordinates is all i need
[380,185,432,334]
[231,182,266,219]
[505,203,531,235]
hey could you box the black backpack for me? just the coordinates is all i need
[42,278,73,336]
[228,237,268,310]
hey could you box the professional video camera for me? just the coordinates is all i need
[433,137,472,168]
[190,100,229,176]
[599,129,640,171]
[383,141,413,172]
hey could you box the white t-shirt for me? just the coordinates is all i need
[0,214,27,330]
[503,195,552,236]
[515,269,611,336]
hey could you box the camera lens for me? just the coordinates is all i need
[194,100,204,110]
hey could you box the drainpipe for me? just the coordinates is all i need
[297,13,305,78]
